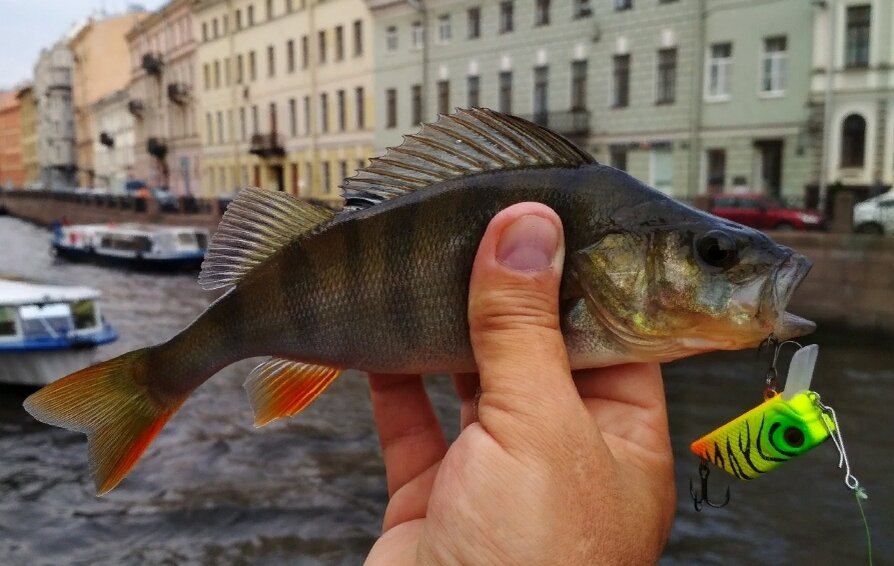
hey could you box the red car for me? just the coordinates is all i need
[707,193,826,231]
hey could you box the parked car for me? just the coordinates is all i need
[707,193,826,231]
[853,190,894,235]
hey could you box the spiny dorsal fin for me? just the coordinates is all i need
[244,358,341,427]
[198,187,335,290]
[341,108,595,211]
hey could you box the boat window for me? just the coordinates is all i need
[196,232,209,250]
[0,306,16,336]
[71,300,97,330]
[177,232,198,247]
[19,303,72,338]
[100,235,152,252]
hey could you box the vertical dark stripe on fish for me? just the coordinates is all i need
[341,218,365,356]
[385,201,419,350]
[287,243,321,354]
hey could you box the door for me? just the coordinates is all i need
[754,140,783,198]
[271,165,285,191]
[706,149,726,194]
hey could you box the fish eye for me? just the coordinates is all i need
[696,230,739,270]
[783,426,805,448]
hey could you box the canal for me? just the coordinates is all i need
[0,216,890,565]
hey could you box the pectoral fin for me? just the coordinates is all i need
[244,358,341,427]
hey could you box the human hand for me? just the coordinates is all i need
[365,203,676,565]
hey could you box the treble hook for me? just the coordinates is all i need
[756,334,803,399]
[689,460,730,512]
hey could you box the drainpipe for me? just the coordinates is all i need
[309,0,320,200]
[687,0,706,198]
[817,0,835,210]
[407,0,428,120]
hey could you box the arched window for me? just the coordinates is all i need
[840,113,866,168]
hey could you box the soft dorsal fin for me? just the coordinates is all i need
[341,108,595,211]
[198,187,334,290]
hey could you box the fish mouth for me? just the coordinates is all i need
[765,252,815,339]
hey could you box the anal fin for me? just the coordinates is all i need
[245,358,341,427]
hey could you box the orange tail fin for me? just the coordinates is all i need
[23,348,189,495]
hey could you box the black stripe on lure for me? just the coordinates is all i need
[689,344,868,512]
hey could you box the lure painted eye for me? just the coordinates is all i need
[696,230,739,270]
[783,426,805,448]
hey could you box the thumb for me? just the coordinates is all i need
[468,203,580,439]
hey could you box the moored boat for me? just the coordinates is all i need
[52,223,209,270]
[0,278,118,386]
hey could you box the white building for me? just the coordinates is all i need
[92,89,136,191]
[33,40,77,188]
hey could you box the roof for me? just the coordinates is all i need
[0,91,19,112]
[0,279,100,306]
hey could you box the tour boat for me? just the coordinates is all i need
[0,278,118,386]
[52,222,209,270]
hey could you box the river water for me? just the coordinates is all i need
[0,216,890,565]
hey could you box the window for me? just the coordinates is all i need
[291,163,299,194]
[656,48,676,104]
[303,96,311,134]
[651,148,673,194]
[320,93,329,133]
[339,160,348,185]
[499,1,514,33]
[318,30,327,63]
[706,43,732,100]
[301,35,309,68]
[467,75,480,107]
[386,88,397,128]
[614,0,631,11]
[268,102,277,132]
[236,10,242,29]
[286,39,295,73]
[305,162,313,190]
[535,0,550,26]
[571,60,587,111]
[202,22,208,41]
[251,105,259,134]
[437,80,450,115]
[248,5,255,25]
[353,20,363,56]
[286,0,293,12]
[322,162,331,193]
[214,60,221,88]
[203,63,210,90]
[411,84,422,124]
[249,50,257,81]
[761,37,786,94]
[288,98,297,137]
[355,86,365,129]
[706,149,726,192]
[840,114,866,167]
[533,66,548,121]
[386,26,398,52]
[499,71,512,114]
[575,0,592,18]
[266,0,273,19]
[609,147,627,171]
[337,89,346,131]
[239,107,247,140]
[335,25,344,61]
[468,7,481,39]
[845,5,870,68]
[223,15,229,34]
[411,21,424,49]
[212,18,219,38]
[224,57,232,85]
[217,111,224,143]
[236,54,244,83]
[612,54,630,108]
[267,45,275,77]
[205,112,212,144]
[435,15,452,44]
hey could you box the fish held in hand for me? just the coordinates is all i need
[23,109,814,494]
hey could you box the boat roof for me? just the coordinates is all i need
[62,223,209,236]
[0,278,101,306]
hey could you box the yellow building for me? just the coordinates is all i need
[70,10,148,187]
[16,86,38,187]
[193,0,374,203]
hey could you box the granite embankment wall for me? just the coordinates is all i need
[0,190,891,333]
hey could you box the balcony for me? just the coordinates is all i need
[167,82,190,105]
[99,131,114,147]
[518,109,592,137]
[127,99,144,117]
[147,137,168,160]
[142,53,164,76]
[249,133,285,158]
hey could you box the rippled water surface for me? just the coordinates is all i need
[0,216,890,565]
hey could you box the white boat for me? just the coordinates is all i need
[52,223,209,270]
[0,278,118,386]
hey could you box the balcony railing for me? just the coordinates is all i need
[142,53,164,76]
[147,137,168,160]
[249,133,285,158]
[127,99,144,117]
[518,109,592,137]
[99,131,114,147]
[167,82,190,104]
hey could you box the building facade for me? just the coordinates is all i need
[34,40,77,189]
[16,86,39,187]
[193,0,375,201]
[127,0,202,195]
[0,92,26,188]
[811,0,893,198]
[92,89,136,191]
[70,10,147,188]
